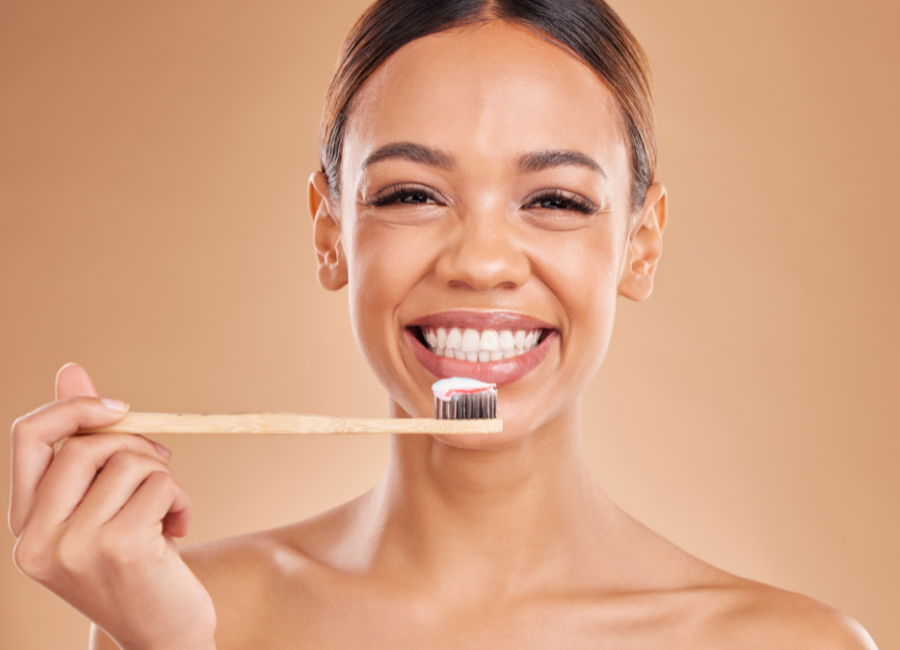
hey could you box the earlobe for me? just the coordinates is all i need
[308,171,348,291]
[618,183,668,302]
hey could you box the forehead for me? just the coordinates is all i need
[342,20,627,177]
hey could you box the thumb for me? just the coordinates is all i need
[56,363,100,400]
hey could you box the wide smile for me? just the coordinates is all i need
[404,311,559,386]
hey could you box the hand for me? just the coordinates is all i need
[9,363,216,650]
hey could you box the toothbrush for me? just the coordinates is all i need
[431,377,497,420]
[81,378,500,435]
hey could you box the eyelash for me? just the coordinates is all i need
[370,184,438,207]
[369,184,597,214]
[527,189,596,215]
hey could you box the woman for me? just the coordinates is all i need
[8,0,877,648]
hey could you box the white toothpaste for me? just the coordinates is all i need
[431,377,496,401]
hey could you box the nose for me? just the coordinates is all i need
[434,211,530,290]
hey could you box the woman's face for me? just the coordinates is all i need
[310,21,665,449]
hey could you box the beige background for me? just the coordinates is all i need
[1,0,897,647]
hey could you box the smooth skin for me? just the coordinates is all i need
[10,21,875,650]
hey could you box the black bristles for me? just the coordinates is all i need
[434,390,497,420]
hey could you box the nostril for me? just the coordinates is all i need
[434,235,530,291]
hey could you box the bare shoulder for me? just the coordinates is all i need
[612,511,876,649]
[88,526,321,649]
[178,497,362,649]
[702,578,878,650]
[88,525,323,650]
[178,530,304,648]
[181,526,304,601]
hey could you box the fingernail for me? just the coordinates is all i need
[100,397,129,412]
[153,441,172,458]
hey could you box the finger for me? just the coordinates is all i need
[18,431,169,535]
[55,363,99,400]
[64,451,173,530]
[9,399,156,536]
[108,470,192,539]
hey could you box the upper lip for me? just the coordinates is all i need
[406,310,556,331]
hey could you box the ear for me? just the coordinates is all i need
[618,182,668,301]
[308,171,348,291]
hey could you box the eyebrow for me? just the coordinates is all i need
[516,149,607,179]
[361,142,606,178]
[361,142,456,171]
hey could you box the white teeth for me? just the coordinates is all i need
[524,331,535,348]
[423,326,545,362]
[479,329,500,351]
[460,328,481,352]
[513,330,526,348]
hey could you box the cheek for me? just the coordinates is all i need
[345,222,434,376]
[529,223,622,371]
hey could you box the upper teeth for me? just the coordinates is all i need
[421,327,543,362]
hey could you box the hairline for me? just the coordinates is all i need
[323,11,649,216]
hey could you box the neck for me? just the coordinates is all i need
[350,401,616,596]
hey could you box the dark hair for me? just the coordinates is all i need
[320,0,655,211]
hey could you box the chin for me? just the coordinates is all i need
[430,422,532,451]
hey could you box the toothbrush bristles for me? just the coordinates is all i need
[434,390,497,420]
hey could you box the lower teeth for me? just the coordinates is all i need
[429,343,536,360]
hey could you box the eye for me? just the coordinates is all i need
[370,183,442,207]
[525,189,597,215]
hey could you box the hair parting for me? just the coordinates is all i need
[319,0,656,211]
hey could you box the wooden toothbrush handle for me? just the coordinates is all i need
[80,412,503,435]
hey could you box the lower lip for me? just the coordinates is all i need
[405,329,558,386]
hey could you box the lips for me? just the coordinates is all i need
[407,311,553,331]
[404,311,558,385]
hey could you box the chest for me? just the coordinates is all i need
[242,588,700,650]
